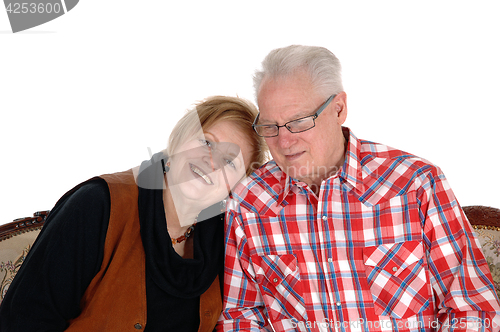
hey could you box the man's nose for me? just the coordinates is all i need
[277,127,296,150]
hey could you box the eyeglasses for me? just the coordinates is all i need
[252,94,337,137]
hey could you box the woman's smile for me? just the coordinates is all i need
[189,163,214,185]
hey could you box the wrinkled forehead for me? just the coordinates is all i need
[257,72,320,122]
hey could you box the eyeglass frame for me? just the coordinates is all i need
[252,94,337,137]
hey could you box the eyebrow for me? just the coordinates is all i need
[258,109,315,125]
[203,131,219,142]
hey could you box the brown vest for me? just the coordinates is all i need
[66,170,222,332]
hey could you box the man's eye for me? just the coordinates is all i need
[260,125,277,133]
[291,118,308,125]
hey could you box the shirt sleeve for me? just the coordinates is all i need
[420,166,500,332]
[216,205,273,332]
[0,179,110,332]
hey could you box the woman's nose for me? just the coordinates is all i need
[203,149,223,171]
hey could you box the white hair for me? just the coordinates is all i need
[253,45,344,102]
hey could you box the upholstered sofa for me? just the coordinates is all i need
[0,211,48,303]
[1,207,499,305]
[463,206,500,298]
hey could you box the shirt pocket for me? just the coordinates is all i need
[363,241,429,319]
[251,254,307,323]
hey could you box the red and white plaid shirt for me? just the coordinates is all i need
[217,128,500,332]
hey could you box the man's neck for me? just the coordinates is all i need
[299,134,348,196]
[304,162,344,196]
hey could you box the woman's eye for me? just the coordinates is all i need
[225,159,236,169]
[199,139,213,149]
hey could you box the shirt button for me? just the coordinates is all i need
[273,277,279,283]
[322,215,327,221]
[392,267,398,272]
[134,323,143,330]
[336,302,342,307]
[328,258,333,263]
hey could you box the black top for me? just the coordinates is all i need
[0,156,224,331]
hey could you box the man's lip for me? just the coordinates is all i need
[189,163,214,185]
[284,151,305,161]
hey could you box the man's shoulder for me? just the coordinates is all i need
[349,137,447,204]
[358,139,436,171]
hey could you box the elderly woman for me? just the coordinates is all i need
[0,96,268,332]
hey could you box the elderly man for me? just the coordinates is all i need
[216,45,500,332]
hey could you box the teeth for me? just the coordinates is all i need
[190,165,213,184]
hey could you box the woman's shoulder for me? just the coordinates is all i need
[41,177,111,237]
[53,177,110,212]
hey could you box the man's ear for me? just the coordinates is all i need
[335,91,348,125]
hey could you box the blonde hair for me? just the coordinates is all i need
[167,96,268,176]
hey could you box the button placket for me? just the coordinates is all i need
[318,208,340,328]
[319,177,345,331]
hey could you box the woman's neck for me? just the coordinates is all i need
[162,185,200,232]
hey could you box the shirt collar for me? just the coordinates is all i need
[276,171,292,206]
[339,127,366,194]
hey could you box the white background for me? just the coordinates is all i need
[1,1,499,225]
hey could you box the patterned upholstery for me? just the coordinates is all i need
[0,207,499,305]
[463,205,500,299]
[0,211,48,304]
